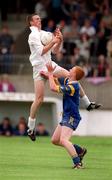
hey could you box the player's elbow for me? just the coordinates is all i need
[51,87,57,92]
[49,84,57,92]
[41,47,48,55]
[52,49,58,55]
[41,50,44,56]
[49,83,59,92]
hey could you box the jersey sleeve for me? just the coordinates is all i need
[58,78,65,85]
[57,82,79,96]
[58,78,68,86]
[57,83,79,96]
[29,34,44,55]
[59,85,75,96]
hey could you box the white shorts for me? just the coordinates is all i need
[33,61,62,80]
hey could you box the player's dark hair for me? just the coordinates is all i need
[26,13,38,27]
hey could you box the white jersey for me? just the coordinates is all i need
[28,26,51,66]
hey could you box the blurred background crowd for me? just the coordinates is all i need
[0,0,112,83]
[0,116,49,136]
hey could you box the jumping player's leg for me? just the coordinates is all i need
[51,61,69,78]
[28,79,45,140]
[79,83,91,107]
[79,83,101,110]
[53,67,69,78]
[30,80,45,118]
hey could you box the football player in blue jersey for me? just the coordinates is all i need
[45,63,88,169]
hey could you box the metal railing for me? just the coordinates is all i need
[0,54,32,75]
[0,54,70,75]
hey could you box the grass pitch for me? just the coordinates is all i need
[0,136,112,180]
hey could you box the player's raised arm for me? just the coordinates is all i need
[46,63,75,95]
[52,28,63,54]
[41,35,60,55]
[46,63,60,92]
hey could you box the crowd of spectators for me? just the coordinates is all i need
[0,0,112,81]
[0,26,15,74]
[0,116,49,137]
[38,0,112,80]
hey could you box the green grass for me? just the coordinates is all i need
[0,136,112,180]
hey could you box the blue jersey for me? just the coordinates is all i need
[57,78,81,130]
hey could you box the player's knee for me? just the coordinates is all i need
[35,96,43,106]
[38,95,43,104]
[60,138,66,147]
[51,137,59,145]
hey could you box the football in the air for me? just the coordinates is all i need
[40,32,53,45]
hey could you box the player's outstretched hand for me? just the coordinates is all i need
[54,27,63,42]
[87,102,102,111]
[40,71,49,79]
[40,63,56,78]
[52,35,60,44]
[46,62,56,73]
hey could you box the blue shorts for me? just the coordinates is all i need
[60,115,81,130]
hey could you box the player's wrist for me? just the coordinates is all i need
[57,38,62,44]
[48,72,53,76]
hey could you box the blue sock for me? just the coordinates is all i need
[73,144,83,155]
[72,156,80,165]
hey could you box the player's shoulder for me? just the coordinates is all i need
[68,80,79,85]
[29,31,34,38]
[40,30,47,36]
[58,77,68,85]
[29,31,40,41]
[41,30,46,33]
[68,81,80,89]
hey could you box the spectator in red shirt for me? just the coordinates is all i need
[94,55,110,77]
[0,74,15,92]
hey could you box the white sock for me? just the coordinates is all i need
[28,117,36,130]
[80,95,90,108]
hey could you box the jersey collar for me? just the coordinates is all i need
[30,26,40,33]
[67,79,78,84]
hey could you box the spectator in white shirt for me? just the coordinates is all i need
[75,33,91,61]
[80,19,96,37]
